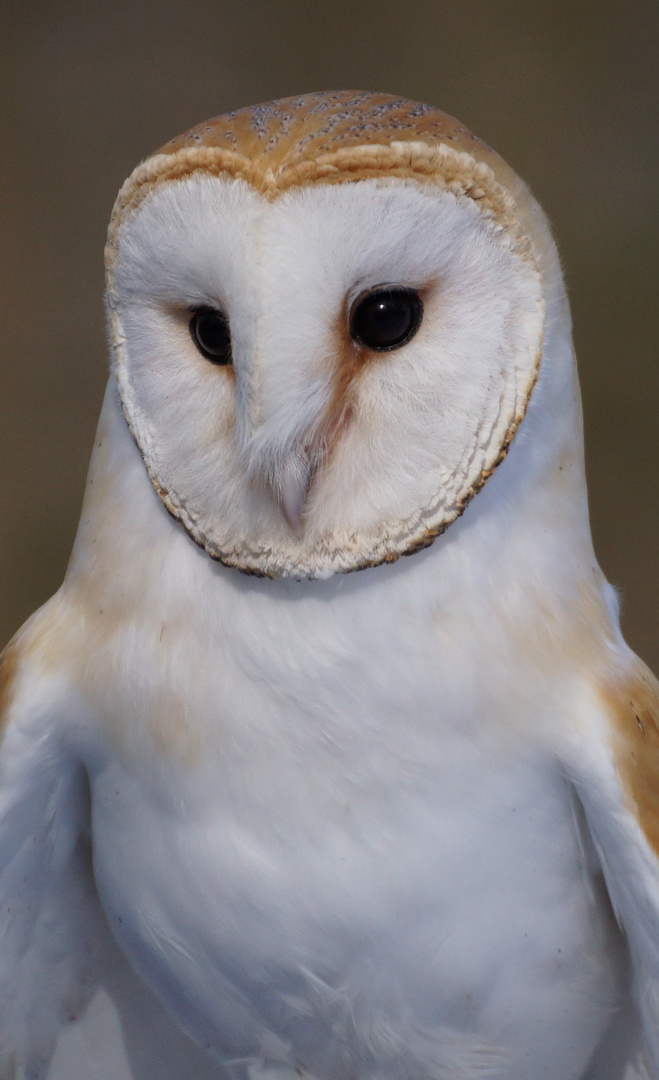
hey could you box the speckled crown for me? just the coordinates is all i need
[108,91,542,260]
[160,90,487,168]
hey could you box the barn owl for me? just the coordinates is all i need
[1,90,658,1080]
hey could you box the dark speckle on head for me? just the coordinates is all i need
[371,99,408,116]
[250,105,272,138]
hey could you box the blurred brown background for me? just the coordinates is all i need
[1,1,658,664]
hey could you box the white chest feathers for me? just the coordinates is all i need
[87,676,619,1080]
[63,534,621,1080]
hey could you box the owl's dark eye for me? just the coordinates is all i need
[189,308,232,365]
[350,286,423,352]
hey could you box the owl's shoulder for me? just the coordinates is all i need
[595,651,659,857]
[0,633,21,732]
[0,595,88,746]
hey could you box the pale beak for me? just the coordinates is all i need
[278,458,314,537]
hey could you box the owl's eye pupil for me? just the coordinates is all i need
[350,287,423,352]
[190,308,232,365]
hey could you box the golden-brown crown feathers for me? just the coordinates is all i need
[108,91,551,273]
[157,90,490,172]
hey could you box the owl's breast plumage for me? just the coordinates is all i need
[85,652,621,1080]
[53,450,623,1078]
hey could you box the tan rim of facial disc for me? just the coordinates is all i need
[106,91,545,579]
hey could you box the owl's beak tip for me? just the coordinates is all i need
[279,468,312,538]
[280,485,306,538]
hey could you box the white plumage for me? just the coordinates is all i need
[1,92,658,1080]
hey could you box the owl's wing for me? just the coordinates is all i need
[0,628,224,1080]
[568,648,659,1075]
[0,627,104,1077]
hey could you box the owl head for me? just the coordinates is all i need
[105,91,563,580]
